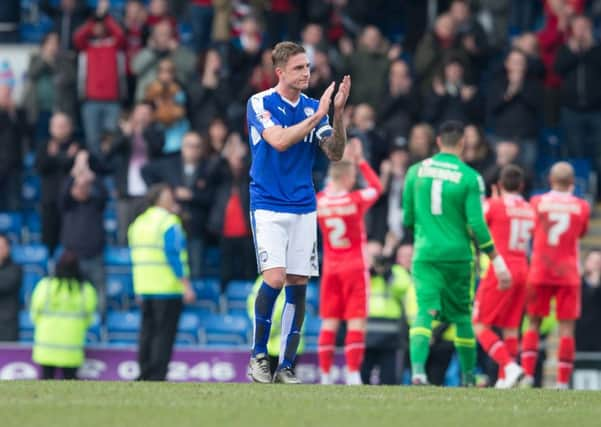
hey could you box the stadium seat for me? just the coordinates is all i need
[106,311,140,345]
[23,210,42,243]
[0,212,22,242]
[303,315,322,351]
[225,280,253,312]
[22,175,41,209]
[104,246,131,266]
[106,273,134,310]
[104,246,132,276]
[203,246,221,276]
[103,205,118,245]
[191,279,221,312]
[20,270,43,307]
[18,310,34,343]
[199,313,251,346]
[306,283,319,314]
[12,244,49,276]
[86,313,103,344]
[176,311,202,345]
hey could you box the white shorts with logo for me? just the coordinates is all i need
[250,209,319,277]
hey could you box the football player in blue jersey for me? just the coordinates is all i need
[246,41,351,383]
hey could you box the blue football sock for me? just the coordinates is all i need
[252,282,281,356]
[279,285,306,369]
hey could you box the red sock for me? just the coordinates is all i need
[318,329,336,374]
[521,330,539,377]
[344,330,365,373]
[477,328,512,368]
[499,336,519,380]
[557,336,575,386]
[505,336,519,360]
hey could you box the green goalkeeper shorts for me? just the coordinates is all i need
[412,260,475,323]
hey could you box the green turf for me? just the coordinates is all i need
[2,382,601,427]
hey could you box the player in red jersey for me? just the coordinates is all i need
[473,165,534,388]
[316,140,382,385]
[522,162,590,389]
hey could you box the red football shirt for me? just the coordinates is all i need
[317,161,382,272]
[484,193,535,267]
[529,191,590,287]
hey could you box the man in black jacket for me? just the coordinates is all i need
[60,151,107,314]
[142,131,218,279]
[0,84,22,211]
[555,15,601,182]
[576,250,601,352]
[36,112,80,254]
[487,49,543,169]
[377,60,419,144]
[0,234,22,341]
[422,56,482,129]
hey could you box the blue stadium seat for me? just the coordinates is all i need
[306,283,319,314]
[303,315,321,351]
[104,246,132,276]
[191,279,221,312]
[19,310,34,343]
[12,244,49,276]
[22,175,41,209]
[200,313,250,346]
[86,313,103,344]
[203,246,221,276]
[23,210,42,243]
[20,270,43,307]
[104,246,131,266]
[176,311,201,345]
[103,205,118,245]
[106,311,140,345]
[225,280,253,312]
[106,273,134,310]
[0,212,22,242]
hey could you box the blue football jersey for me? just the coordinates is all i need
[247,88,333,213]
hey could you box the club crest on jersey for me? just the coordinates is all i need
[257,110,271,124]
[304,107,315,117]
[259,250,268,264]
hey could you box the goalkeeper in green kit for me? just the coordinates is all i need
[402,121,512,386]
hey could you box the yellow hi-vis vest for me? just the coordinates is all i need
[128,206,189,295]
[30,277,97,368]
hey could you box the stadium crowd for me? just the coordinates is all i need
[1,0,601,385]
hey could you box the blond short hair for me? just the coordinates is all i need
[328,160,355,182]
[272,42,306,68]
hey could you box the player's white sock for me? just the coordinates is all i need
[320,370,332,385]
[556,382,569,390]
[345,370,362,386]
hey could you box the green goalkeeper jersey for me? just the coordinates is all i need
[402,152,494,262]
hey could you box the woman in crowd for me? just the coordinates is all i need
[30,251,97,380]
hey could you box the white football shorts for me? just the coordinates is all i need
[250,209,319,277]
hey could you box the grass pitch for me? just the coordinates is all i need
[2,382,601,427]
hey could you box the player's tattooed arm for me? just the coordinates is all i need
[319,113,346,161]
[320,75,351,162]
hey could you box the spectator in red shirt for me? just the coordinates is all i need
[74,0,126,157]
[123,0,148,106]
[537,0,584,124]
